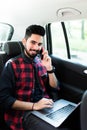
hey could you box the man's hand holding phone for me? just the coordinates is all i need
[39,47,52,71]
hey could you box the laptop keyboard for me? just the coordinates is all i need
[46,104,75,122]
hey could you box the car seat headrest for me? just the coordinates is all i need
[4,41,23,57]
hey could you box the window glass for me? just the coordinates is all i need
[51,22,67,58]
[51,20,87,64]
[0,23,14,51]
[65,20,87,64]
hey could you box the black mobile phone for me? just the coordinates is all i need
[39,47,43,59]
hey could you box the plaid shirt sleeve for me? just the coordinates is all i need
[0,60,16,109]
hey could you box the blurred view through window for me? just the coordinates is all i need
[0,22,14,51]
[51,19,87,64]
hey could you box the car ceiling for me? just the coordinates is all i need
[0,0,87,40]
[0,0,87,26]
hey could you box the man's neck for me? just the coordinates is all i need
[24,49,34,60]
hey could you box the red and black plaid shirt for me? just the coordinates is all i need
[4,53,49,130]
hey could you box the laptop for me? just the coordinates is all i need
[31,99,80,128]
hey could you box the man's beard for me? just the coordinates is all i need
[24,48,39,59]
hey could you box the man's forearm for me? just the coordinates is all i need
[48,72,58,88]
[12,100,33,110]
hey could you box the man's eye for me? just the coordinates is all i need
[38,43,42,46]
[31,41,36,44]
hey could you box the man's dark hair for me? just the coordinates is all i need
[24,25,45,40]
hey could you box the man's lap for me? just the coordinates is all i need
[23,113,72,130]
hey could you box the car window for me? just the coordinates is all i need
[51,22,68,58]
[50,19,87,64]
[0,22,14,51]
[65,20,87,64]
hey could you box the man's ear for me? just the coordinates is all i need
[22,38,26,46]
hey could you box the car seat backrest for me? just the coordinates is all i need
[0,41,24,130]
[0,41,24,75]
[0,54,4,75]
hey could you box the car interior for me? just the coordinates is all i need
[80,90,87,130]
[0,41,23,130]
[0,0,87,130]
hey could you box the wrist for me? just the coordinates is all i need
[32,103,35,110]
[46,65,52,71]
[47,66,55,74]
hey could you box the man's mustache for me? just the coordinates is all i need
[30,49,40,54]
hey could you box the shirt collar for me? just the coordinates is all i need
[21,52,40,64]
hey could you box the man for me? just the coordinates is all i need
[0,25,58,130]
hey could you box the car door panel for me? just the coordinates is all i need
[51,55,87,103]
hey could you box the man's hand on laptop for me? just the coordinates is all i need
[33,98,54,110]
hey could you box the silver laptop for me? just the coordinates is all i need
[31,99,78,128]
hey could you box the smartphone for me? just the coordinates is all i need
[39,47,43,59]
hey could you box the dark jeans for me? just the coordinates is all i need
[23,112,73,130]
